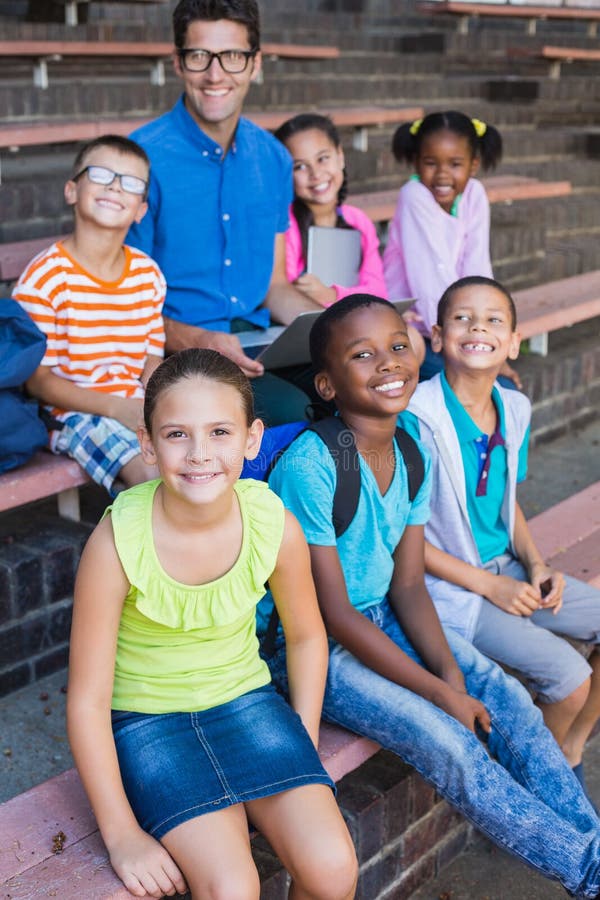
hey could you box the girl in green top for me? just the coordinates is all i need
[67,348,357,900]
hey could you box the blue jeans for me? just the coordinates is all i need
[267,598,600,897]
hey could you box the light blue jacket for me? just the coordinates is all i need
[408,374,531,639]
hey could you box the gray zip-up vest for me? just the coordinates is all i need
[408,375,531,640]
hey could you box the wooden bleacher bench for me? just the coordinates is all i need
[349,174,572,224]
[0,105,422,158]
[421,1,600,37]
[0,235,61,284]
[529,480,600,589]
[513,269,600,355]
[56,0,169,28]
[0,39,340,88]
[0,451,90,521]
[0,176,570,285]
[508,45,600,80]
[0,725,379,899]
[0,264,593,523]
[1,479,598,897]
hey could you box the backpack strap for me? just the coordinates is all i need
[308,417,361,539]
[393,427,425,502]
[262,416,359,659]
[261,420,424,659]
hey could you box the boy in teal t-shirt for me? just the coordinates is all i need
[261,293,600,896]
[401,274,600,790]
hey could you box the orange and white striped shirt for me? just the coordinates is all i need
[13,241,166,417]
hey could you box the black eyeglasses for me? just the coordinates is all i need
[73,165,148,196]
[179,48,257,74]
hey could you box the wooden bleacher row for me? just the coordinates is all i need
[507,45,600,80]
[421,3,600,77]
[0,174,572,285]
[0,38,340,88]
[421,1,600,37]
[53,0,169,28]
[2,264,600,525]
[1,478,598,898]
[0,105,423,163]
[4,33,600,93]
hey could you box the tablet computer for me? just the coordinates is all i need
[307,226,362,287]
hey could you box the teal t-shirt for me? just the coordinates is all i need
[260,428,431,625]
[400,372,529,563]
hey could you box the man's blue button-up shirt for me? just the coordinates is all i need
[128,96,292,332]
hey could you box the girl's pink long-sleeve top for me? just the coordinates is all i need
[284,203,388,301]
[383,177,493,336]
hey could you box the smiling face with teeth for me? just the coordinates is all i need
[431,282,521,377]
[415,130,479,214]
[173,19,261,149]
[64,146,149,233]
[139,374,263,509]
[285,128,345,221]
[314,301,419,424]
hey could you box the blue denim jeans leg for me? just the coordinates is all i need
[267,598,600,898]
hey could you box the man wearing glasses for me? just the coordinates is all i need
[128,0,318,423]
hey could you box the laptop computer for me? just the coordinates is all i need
[256,310,322,369]
[256,299,415,371]
[307,226,362,287]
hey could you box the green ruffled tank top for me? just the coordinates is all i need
[108,478,285,713]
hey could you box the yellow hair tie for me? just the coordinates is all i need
[409,118,423,136]
[472,118,487,138]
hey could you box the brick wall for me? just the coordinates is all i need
[0,512,91,697]
[257,750,473,900]
[523,316,600,445]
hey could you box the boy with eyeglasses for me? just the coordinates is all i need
[13,134,166,495]
[126,0,320,426]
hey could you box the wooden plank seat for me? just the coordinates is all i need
[349,174,572,223]
[0,451,90,521]
[0,266,594,530]
[0,39,340,88]
[0,176,569,285]
[54,0,169,28]
[421,2,600,37]
[529,481,600,588]
[0,725,380,900]
[508,45,600,79]
[236,265,600,361]
[1,479,598,897]
[235,252,600,362]
[0,105,423,159]
[513,269,600,355]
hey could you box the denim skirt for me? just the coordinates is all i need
[112,684,334,839]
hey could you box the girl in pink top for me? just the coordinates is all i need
[383,111,519,387]
[275,113,386,307]
[275,113,424,362]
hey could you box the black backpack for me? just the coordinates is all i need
[260,415,425,657]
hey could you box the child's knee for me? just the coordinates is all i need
[294,832,358,900]
[564,676,591,712]
[187,866,260,900]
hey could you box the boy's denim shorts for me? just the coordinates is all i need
[52,412,140,495]
[111,684,334,840]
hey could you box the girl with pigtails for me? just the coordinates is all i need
[383,110,520,387]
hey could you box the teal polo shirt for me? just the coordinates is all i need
[401,372,529,563]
